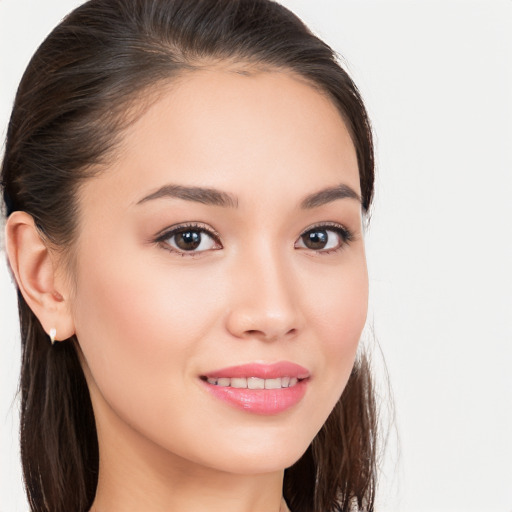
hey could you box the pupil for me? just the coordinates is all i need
[176,230,201,250]
[305,230,327,249]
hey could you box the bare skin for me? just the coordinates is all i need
[6,68,368,512]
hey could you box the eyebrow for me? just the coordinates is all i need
[136,184,238,208]
[300,184,361,209]
[136,182,361,209]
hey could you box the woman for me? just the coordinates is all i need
[1,0,377,511]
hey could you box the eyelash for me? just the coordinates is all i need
[154,221,353,256]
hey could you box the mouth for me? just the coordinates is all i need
[199,362,310,415]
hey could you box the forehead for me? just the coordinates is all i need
[81,69,360,210]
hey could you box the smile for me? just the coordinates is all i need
[200,362,310,415]
[205,376,300,389]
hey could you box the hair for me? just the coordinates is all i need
[1,1,377,511]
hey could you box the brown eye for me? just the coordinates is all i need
[174,230,202,250]
[295,225,351,252]
[302,229,329,250]
[158,225,220,254]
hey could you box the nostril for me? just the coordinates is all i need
[241,327,298,342]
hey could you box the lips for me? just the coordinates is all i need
[202,361,310,380]
[200,362,310,415]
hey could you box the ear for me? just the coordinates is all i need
[5,211,75,343]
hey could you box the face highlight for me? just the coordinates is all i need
[70,69,368,476]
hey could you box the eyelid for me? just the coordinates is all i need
[154,222,221,240]
[301,221,353,238]
[302,221,350,232]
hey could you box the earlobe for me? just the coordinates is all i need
[5,211,75,343]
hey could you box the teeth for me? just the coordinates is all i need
[206,376,301,389]
[264,378,281,389]
[230,377,247,388]
[247,377,265,389]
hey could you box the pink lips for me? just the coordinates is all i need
[201,362,310,415]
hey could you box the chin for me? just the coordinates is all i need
[174,420,321,476]
[203,444,309,475]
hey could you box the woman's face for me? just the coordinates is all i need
[69,68,368,475]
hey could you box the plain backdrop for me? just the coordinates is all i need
[1,1,511,511]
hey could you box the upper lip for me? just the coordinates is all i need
[202,361,310,380]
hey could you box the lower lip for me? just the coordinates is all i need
[201,379,308,415]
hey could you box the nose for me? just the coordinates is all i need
[225,249,301,342]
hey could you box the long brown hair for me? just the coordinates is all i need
[1,1,377,511]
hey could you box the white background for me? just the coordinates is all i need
[1,1,511,511]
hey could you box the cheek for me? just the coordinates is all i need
[71,247,221,423]
[324,271,368,357]
[304,249,368,341]
[301,251,368,395]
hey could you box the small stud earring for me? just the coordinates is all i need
[49,328,57,345]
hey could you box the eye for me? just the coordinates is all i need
[295,224,352,253]
[155,223,221,254]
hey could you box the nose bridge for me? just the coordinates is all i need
[226,242,300,340]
